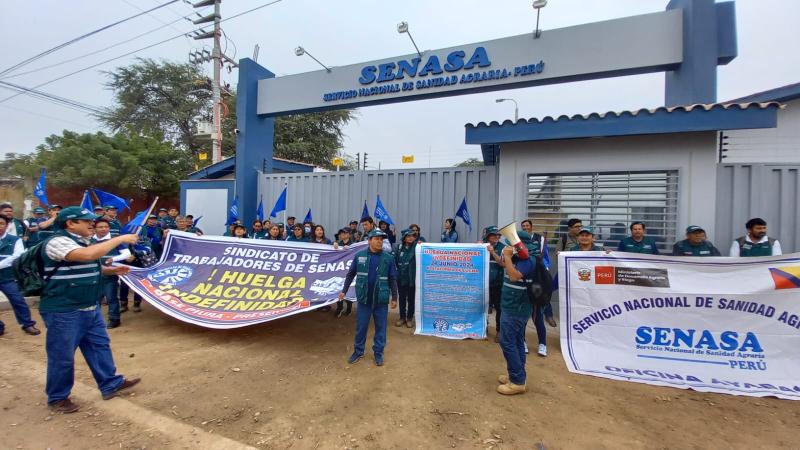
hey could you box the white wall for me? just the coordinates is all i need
[725,99,800,163]
[185,188,228,235]
[497,132,719,241]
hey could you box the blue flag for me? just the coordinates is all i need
[92,188,129,213]
[269,184,287,218]
[542,240,551,270]
[80,190,93,211]
[360,201,370,221]
[34,168,48,206]
[373,195,394,225]
[226,196,239,225]
[303,208,313,223]
[454,196,473,233]
[193,216,203,227]
[122,210,147,234]
[256,196,265,222]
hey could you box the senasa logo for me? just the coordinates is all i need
[358,47,491,85]
[595,266,615,284]
[147,265,193,286]
[635,326,764,353]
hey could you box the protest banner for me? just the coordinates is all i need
[414,243,489,339]
[559,251,800,400]
[120,231,366,329]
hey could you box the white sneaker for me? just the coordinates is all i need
[524,341,529,354]
[538,344,547,357]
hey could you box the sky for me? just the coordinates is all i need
[1,0,798,170]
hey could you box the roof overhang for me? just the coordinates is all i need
[466,102,782,164]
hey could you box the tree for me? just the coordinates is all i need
[456,158,484,167]
[98,58,356,170]
[4,130,190,198]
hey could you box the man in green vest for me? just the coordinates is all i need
[24,207,55,247]
[103,206,122,238]
[40,206,141,413]
[0,214,41,336]
[93,218,133,328]
[495,230,537,395]
[0,202,27,242]
[729,218,782,257]
[568,228,605,251]
[339,229,398,366]
[485,226,506,343]
[393,228,417,328]
[672,225,721,256]
[617,222,660,254]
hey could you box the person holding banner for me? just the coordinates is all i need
[287,224,307,242]
[672,225,720,256]
[265,224,282,240]
[40,206,141,413]
[729,218,782,257]
[617,222,659,254]
[496,230,536,395]
[251,220,267,239]
[339,229,398,366]
[311,225,332,245]
[485,226,506,342]
[233,224,249,239]
[568,228,605,252]
[92,218,133,329]
[394,228,417,328]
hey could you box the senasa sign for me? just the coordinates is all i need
[257,10,682,116]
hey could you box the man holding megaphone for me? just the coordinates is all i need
[494,224,537,395]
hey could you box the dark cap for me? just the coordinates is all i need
[485,226,500,236]
[367,229,388,239]
[578,227,594,235]
[686,225,705,233]
[57,206,98,223]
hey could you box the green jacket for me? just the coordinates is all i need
[500,257,535,317]
[672,240,720,257]
[618,236,659,254]
[735,237,775,257]
[488,241,506,286]
[394,242,417,287]
[0,234,21,283]
[40,231,102,312]
[355,250,394,305]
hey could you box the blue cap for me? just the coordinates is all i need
[578,227,594,235]
[367,229,388,239]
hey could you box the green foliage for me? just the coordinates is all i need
[4,131,190,197]
[456,157,484,167]
[99,58,356,170]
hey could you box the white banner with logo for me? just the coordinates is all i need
[559,252,800,400]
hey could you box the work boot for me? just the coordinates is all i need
[497,382,527,395]
[22,325,41,336]
[546,316,558,328]
[102,377,141,400]
[395,319,406,327]
[49,398,80,413]
[497,374,509,384]
[375,354,384,366]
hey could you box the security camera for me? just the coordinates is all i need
[234,128,240,135]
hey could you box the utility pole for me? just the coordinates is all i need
[192,0,237,164]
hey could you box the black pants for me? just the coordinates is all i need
[489,284,502,332]
[398,284,415,321]
[119,282,142,307]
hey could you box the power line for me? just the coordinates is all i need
[0,81,105,115]
[0,0,288,105]
[0,0,180,78]
[0,104,91,128]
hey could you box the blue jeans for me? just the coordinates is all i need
[499,312,529,385]
[354,301,389,358]
[40,308,124,404]
[0,280,36,328]
[101,276,121,321]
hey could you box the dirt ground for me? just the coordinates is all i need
[1,301,799,450]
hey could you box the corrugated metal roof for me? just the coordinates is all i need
[727,82,800,103]
[466,101,783,129]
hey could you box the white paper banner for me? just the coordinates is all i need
[559,252,800,400]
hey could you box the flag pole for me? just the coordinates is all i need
[133,196,159,236]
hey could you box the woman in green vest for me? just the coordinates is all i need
[394,228,417,328]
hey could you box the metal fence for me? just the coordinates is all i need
[258,167,498,243]
[716,164,800,254]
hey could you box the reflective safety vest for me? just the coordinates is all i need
[619,236,658,254]
[488,241,506,287]
[108,219,122,237]
[674,240,718,257]
[0,234,20,283]
[40,231,102,312]
[500,259,535,317]
[355,250,393,306]
[736,236,775,257]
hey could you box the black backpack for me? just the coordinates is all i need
[12,238,65,296]
[526,255,553,307]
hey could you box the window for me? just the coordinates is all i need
[527,170,679,252]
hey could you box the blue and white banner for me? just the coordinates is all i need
[414,243,489,340]
[559,252,800,400]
